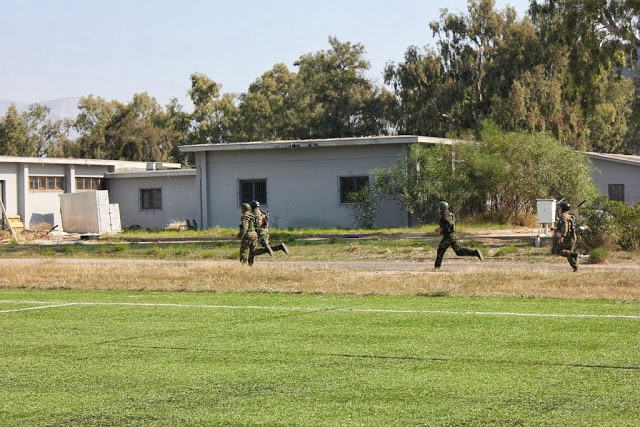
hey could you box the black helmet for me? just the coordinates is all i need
[249,200,260,209]
[241,203,251,212]
[438,201,449,211]
[559,202,570,212]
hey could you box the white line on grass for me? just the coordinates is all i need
[0,299,638,319]
[0,303,77,313]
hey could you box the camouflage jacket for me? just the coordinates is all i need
[237,212,256,239]
[557,211,575,239]
[439,210,455,236]
[252,208,268,231]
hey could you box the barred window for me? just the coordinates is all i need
[140,188,162,210]
[339,176,369,204]
[239,179,267,205]
[29,176,64,191]
[76,177,103,191]
[608,184,625,202]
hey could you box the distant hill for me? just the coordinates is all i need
[0,97,82,122]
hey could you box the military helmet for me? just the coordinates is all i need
[241,203,251,212]
[559,202,570,212]
[438,201,449,211]
[249,200,260,209]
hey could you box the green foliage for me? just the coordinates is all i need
[373,123,597,224]
[495,245,519,257]
[589,247,610,264]
[345,187,376,229]
[581,197,640,252]
[111,243,129,252]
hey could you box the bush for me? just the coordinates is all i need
[346,187,376,229]
[495,245,518,257]
[588,247,609,264]
[580,197,640,251]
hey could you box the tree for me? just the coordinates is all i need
[187,73,239,144]
[294,36,389,138]
[105,93,175,162]
[0,103,67,157]
[0,104,30,156]
[372,123,597,225]
[74,95,122,159]
[236,63,301,141]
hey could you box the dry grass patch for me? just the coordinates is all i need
[0,259,639,300]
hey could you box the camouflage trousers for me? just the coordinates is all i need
[240,232,259,265]
[435,234,477,268]
[556,237,577,270]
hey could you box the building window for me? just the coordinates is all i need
[140,188,162,210]
[76,177,103,191]
[608,184,625,202]
[239,179,267,205]
[29,176,64,191]
[339,176,369,204]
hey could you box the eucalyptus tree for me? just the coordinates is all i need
[104,93,176,162]
[187,72,239,144]
[293,36,389,138]
[0,103,66,157]
[74,95,122,159]
[236,63,301,141]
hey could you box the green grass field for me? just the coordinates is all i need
[1,289,638,426]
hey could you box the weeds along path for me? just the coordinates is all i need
[1,257,639,299]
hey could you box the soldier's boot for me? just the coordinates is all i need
[570,252,578,272]
[475,249,484,261]
[260,240,274,257]
[272,243,289,255]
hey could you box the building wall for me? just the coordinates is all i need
[25,164,112,229]
[108,174,197,229]
[590,158,640,204]
[202,144,409,229]
[0,163,19,215]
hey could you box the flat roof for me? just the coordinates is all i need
[107,169,196,179]
[179,135,456,153]
[586,152,640,167]
[0,155,147,168]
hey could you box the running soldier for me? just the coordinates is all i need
[236,203,259,266]
[550,202,579,272]
[250,200,289,256]
[434,201,484,269]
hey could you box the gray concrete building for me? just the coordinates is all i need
[0,156,183,232]
[180,136,454,229]
[586,152,640,205]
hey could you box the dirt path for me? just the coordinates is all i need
[1,257,638,273]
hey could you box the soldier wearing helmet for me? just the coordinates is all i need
[236,203,259,265]
[250,200,289,257]
[550,202,579,271]
[434,201,484,268]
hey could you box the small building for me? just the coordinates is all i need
[0,156,186,232]
[179,136,455,229]
[586,152,640,205]
[107,168,197,230]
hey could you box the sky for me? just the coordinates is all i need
[1,0,532,109]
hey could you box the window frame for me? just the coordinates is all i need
[608,184,625,202]
[75,177,103,191]
[139,188,163,210]
[29,176,64,191]
[238,179,267,206]
[338,175,370,204]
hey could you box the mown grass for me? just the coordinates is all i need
[0,289,638,426]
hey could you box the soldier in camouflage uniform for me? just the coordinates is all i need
[250,200,289,257]
[434,201,484,269]
[237,203,259,266]
[550,202,579,272]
